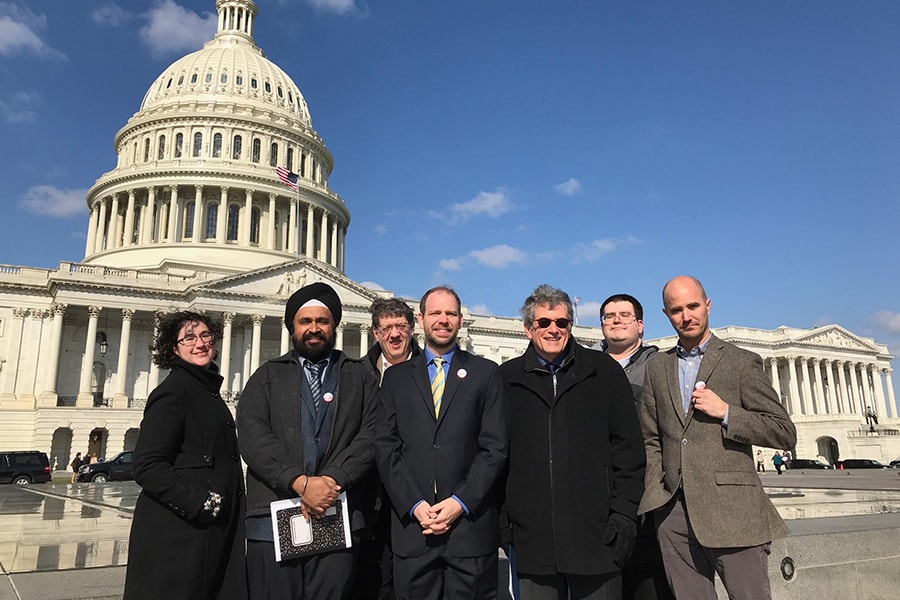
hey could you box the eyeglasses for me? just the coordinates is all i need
[533,317,571,329]
[377,323,410,334]
[177,331,216,345]
[601,312,637,323]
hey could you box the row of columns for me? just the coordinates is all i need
[84,186,346,270]
[765,355,896,421]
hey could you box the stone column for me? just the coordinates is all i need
[109,194,120,248]
[799,357,815,415]
[885,368,897,419]
[338,226,345,271]
[266,193,277,250]
[250,314,264,373]
[812,358,827,414]
[77,306,102,407]
[39,303,67,405]
[142,186,156,244]
[318,210,328,261]
[112,309,134,408]
[848,363,862,417]
[241,321,252,391]
[281,325,290,355]
[785,356,802,415]
[167,186,179,242]
[305,204,314,257]
[147,311,163,391]
[837,360,850,414]
[289,197,298,253]
[192,185,203,242]
[94,198,108,253]
[768,357,784,410]
[242,189,253,244]
[330,220,338,267]
[359,324,370,359]
[335,323,345,351]
[220,312,234,397]
[85,202,99,256]
[123,191,136,247]
[216,187,228,242]
[871,365,889,421]
[0,308,26,402]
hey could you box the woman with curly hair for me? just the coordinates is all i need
[123,311,247,600]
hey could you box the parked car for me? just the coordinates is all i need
[788,458,832,470]
[889,459,900,469]
[835,459,888,469]
[77,451,134,483]
[0,451,52,485]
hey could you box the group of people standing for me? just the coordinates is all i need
[121,274,795,600]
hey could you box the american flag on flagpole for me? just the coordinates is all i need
[275,166,299,191]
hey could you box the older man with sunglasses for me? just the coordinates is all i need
[499,284,646,600]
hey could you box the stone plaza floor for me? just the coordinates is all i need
[0,469,898,599]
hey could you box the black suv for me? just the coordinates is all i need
[77,451,134,483]
[0,451,52,485]
[835,458,888,469]
[788,458,832,470]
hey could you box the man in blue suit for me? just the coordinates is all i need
[375,286,507,600]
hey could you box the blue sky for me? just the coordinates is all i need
[2,1,899,379]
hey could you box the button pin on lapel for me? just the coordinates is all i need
[456,369,467,379]
[691,381,705,407]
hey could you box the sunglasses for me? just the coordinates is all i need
[533,318,571,329]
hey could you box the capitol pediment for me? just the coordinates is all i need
[194,260,380,307]
[793,325,878,353]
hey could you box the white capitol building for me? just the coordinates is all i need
[0,0,896,470]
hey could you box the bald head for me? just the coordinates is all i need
[662,275,711,350]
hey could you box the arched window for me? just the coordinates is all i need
[177,74,184,85]
[158,135,166,160]
[269,142,278,167]
[251,138,260,163]
[132,206,142,243]
[174,133,183,158]
[184,201,195,238]
[220,72,228,84]
[190,72,198,84]
[226,204,240,241]
[299,152,306,177]
[205,71,213,84]
[250,207,260,244]
[206,203,218,238]
[264,81,271,93]
[232,135,242,159]
[236,74,243,86]
[250,77,258,89]
[212,133,222,158]
[193,132,202,157]
[143,138,150,162]
[287,147,294,170]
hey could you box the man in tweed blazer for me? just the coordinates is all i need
[639,276,796,600]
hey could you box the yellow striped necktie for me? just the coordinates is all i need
[431,357,445,418]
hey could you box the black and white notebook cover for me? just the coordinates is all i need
[270,491,351,561]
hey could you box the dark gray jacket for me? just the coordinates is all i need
[236,349,378,529]
[593,341,659,406]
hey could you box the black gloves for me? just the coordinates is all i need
[602,512,637,568]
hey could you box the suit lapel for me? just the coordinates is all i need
[696,334,724,385]
[408,353,435,420]
[437,351,467,427]
[664,350,686,427]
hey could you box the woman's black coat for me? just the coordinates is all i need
[123,358,247,600]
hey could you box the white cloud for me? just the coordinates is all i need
[574,300,603,326]
[0,90,39,123]
[446,189,513,223]
[19,185,87,218]
[873,310,900,335]
[573,235,639,263]
[306,0,363,15]
[0,4,66,60]
[554,177,582,196]
[373,224,386,235]
[92,3,132,27]
[439,258,463,271]
[139,0,217,58]
[469,304,493,316]
[469,244,527,268]
[359,281,385,291]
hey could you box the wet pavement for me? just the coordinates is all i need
[0,469,897,599]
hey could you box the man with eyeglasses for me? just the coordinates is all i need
[639,276,796,600]
[237,281,379,599]
[499,284,645,600]
[593,295,672,600]
[353,298,422,600]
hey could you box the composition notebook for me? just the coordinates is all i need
[269,491,352,561]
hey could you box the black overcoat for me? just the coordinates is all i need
[123,358,247,600]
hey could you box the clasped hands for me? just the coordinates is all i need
[413,498,463,536]
[291,474,340,521]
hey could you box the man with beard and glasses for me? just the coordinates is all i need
[237,281,379,599]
